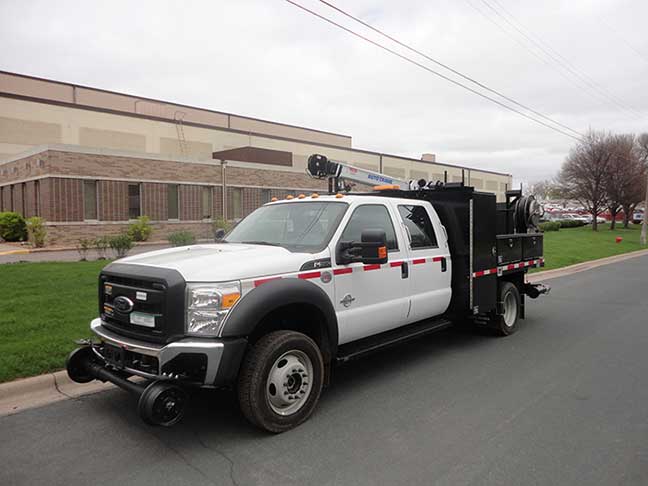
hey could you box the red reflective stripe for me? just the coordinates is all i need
[254,277,281,287]
[298,271,321,280]
[333,268,353,275]
[473,267,497,278]
[390,261,403,267]
[507,264,515,270]
[412,258,426,265]
[364,264,381,271]
[432,256,444,262]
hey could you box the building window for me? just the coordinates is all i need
[34,180,40,216]
[168,184,179,220]
[0,186,3,211]
[231,187,242,219]
[10,185,14,211]
[261,189,271,204]
[202,186,213,219]
[83,180,98,220]
[21,183,26,216]
[128,183,141,219]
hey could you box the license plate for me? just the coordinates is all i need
[103,344,124,368]
[130,312,156,328]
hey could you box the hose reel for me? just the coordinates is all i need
[513,195,544,233]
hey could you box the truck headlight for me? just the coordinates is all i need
[185,282,241,336]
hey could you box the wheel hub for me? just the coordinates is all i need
[266,350,313,416]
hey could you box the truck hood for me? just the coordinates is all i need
[117,243,316,282]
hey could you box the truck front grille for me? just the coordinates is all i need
[98,264,186,344]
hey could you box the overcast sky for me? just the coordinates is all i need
[1,0,647,184]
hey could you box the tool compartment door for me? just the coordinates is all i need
[472,192,497,314]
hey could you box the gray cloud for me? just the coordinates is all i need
[1,0,646,186]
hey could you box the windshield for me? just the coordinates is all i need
[225,201,348,252]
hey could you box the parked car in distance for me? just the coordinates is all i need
[632,212,644,224]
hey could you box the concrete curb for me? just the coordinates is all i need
[527,248,648,283]
[0,370,113,417]
[2,247,648,417]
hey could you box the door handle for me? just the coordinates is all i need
[441,257,447,272]
[401,261,409,279]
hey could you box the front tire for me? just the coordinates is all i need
[238,331,324,433]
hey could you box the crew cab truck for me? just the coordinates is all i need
[66,154,548,432]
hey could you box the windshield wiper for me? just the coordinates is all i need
[241,240,281,247]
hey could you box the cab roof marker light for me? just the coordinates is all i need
[286,195,294,200]
[335,193,344,198]
[311,193,319,198]
[298,194,306,199]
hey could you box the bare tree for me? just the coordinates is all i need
[528,179,558,201]
[557,130,612,231]
[605,134,643,229]
[637,133,648,243]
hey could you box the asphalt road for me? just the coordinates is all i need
[2,256,648,486]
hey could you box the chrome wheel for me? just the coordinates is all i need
[503,291,518,327]
[266,350,313,416]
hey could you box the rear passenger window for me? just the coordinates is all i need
[341,205,398,250]
[398,205,438,249]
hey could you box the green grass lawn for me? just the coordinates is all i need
[538,223,645,271]
[0,260,109,383]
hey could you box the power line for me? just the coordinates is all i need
[596,15,648,68]
[316,0,583,138]
[284,0,583,142]
[462,0,608,113]
[481,0,644,120]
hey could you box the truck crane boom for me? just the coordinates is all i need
[307,153,413,192]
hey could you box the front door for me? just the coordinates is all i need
[332,203,410,344]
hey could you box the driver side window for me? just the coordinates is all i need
[340,204,398,250]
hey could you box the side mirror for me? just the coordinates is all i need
[337,229,388,265]
[214,228,226,241]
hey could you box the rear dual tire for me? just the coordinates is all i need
[490,282,521,336]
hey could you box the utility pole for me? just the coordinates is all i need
[641,171,648,245]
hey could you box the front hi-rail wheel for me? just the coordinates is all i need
[66,346,97,384]
[138,381,188,427]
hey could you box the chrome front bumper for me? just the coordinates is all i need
[90,318,225,385]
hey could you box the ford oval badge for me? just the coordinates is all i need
[113,296,135,313]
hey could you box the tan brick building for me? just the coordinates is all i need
[0,71,513,245]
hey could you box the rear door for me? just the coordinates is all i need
[395,202,452,322]
[332,203,411,344]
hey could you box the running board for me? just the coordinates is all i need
[336,317,452,363]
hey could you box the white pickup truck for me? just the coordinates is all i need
[67,156,548,432]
